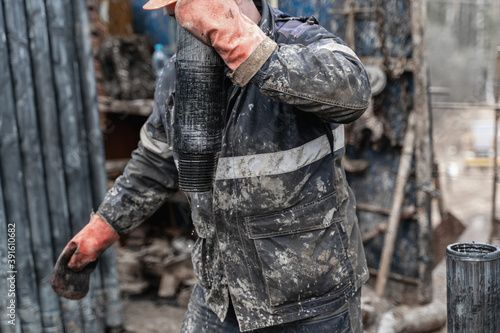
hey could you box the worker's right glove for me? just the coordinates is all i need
[173,0,267,71]
[51,213,119,300]
[144,0,276,75]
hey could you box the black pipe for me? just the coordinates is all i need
[446,242,500,332]
[174,25,225,192]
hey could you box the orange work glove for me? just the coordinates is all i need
[51,213,119,299]
[144,0,267,71]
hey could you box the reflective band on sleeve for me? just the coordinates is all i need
[140,125,173,159]
[215,125,344,180]
[310,40,359,60]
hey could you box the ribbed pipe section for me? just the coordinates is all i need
[176,153,219,192]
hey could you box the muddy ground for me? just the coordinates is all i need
[120,107,498,333]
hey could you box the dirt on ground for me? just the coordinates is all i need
[122,294,186,333]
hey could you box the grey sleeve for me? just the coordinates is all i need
[97,58,179,235]
[97,142,178,235]
[250,29,372,124]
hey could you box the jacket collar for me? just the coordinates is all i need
[256,0,276,37]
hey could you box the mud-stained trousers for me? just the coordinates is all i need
[181,284,363,333]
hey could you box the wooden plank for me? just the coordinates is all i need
[360,56,416,73]
[492,110,499,223]
[98,97,154,117]
[431,102,499,110]
[368,268,419,286]
[357,203,416,219]
[375,111,416,296]
[493,48,500,225]
[465,157,500,167]
[411,0,434,304]
[495,46,500,103]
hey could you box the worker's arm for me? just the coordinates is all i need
[169,0,370,124]
[52,58,179,299]
[233,21,372,124]
[96,145,178,234]
[97,57,179,235]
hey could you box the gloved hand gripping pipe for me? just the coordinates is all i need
[173,25,225,192]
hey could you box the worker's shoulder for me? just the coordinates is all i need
[275,15,333,43]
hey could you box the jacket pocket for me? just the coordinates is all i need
[245,192,353,311]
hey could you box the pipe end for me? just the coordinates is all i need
[177,153,219,193]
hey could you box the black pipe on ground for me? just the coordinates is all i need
[173,25,225,193]
[446,242,500,332]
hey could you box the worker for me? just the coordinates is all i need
[52,0,371,331]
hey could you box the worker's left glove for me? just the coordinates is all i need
[144,0,276,74]
[51,213,119,300]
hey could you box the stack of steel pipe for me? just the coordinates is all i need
[0,0,122,331]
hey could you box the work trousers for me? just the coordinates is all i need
[181,284,363,333]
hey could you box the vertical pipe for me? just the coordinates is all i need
[67,1,104,331]
[0,172,14,333]
[26,1,78,331]
[26,0,81,331]
[411,0,434,304]
[173,26,225,192]
[0,3,23,330]
[44,0,89,330]
[375,112,416,296]
[2,0,44,331]
[71,12,104,333]
[73,0,108,209]
[72,1,123,327]
[0,3,16,330]
[446,242,500,332]
[493,47,500,224]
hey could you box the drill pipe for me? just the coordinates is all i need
[174,26,225,192]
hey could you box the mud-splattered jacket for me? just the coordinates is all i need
[98,0,370,331]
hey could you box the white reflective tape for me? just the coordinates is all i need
[311,40,359,60]
[215,125,344,180]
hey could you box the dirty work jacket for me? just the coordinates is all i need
[98,0,370,331]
